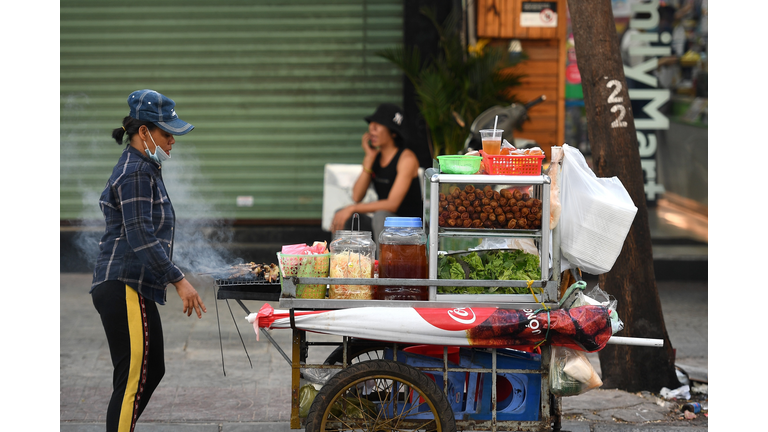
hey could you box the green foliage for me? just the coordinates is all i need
[437,249,541,294]
[377,6,527,156]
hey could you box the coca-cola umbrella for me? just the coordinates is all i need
[249,303,613,352]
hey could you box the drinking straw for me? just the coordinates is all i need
[493,115,499,134]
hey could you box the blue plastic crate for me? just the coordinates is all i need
[381,346,542,421]
[460,348,542,421]
[381,348,467,418]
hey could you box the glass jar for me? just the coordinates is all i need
[329,230,375,299]
[376,217,429,301]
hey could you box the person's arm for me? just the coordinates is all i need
[119,170,184,284]
[330,148,420,232]
[119,170,206,317]
[331,132,378,232]
[351,132,378,203]
[351,148,419,214]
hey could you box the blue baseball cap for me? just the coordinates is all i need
[127,89,194,135]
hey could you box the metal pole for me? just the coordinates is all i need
[259,328,292,366]
[443,346,449,396]
[607,336,664,347]
[491,348,497,432]
[290,329,302,429]
[428,170,440,301]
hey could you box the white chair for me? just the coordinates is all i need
[321,164,377,232]
[321,164,426,232]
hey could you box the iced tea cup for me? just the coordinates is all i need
[480,129,503,155]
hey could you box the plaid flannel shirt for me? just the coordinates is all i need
[90,145,184,304]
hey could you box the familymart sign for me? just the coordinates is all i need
[623,0,669,202]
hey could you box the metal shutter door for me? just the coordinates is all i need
[60,0,403,221]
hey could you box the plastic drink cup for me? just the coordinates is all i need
[480,129,503,155]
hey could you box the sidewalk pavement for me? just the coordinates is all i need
[60,273,708,431]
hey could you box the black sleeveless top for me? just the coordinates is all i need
[371,148,422,217]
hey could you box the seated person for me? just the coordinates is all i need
[330,103,422,242]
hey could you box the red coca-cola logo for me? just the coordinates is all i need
[414,307,497,331]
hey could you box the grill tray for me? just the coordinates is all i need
[214,277,278,287]
[214,276,281,301]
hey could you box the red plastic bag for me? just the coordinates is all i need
[281,241,328,255]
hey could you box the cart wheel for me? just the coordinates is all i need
[305,359,456,432]
[323,340,412,366]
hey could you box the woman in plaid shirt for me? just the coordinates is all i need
[90,90,207,432]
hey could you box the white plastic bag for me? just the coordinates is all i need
[572,284,625,335]
[559,144,638,275]
[548,146,564,229]
[660,385,691,400]
[472,238,539,256]
[549,346,603,396]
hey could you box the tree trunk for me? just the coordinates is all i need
[566,0,679,392]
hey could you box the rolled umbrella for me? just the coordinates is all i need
[248,303,612,352]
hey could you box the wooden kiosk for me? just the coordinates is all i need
[476,0,568,158]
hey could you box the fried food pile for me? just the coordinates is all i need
[218,262,281,283]
[437,184,543,229]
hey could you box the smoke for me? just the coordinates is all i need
[161,144,238,274]
[62,93,239,275]
[61,93,107,271]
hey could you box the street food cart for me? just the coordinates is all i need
[215,147,660,432]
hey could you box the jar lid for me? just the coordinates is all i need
[384,217,423,228]
[333,230,373,239]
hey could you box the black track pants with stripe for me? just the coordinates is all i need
[92,281,165,432]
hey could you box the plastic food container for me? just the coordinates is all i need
[329,230,375,299]
[480,150,545,175]
[437,155,483,174]
[277,253,330,299]
[376,217,428,301]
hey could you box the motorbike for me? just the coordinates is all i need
[462,95,547,153]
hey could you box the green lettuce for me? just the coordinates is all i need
[437,249,541,295]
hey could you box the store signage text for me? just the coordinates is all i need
[520,2,558,28]
[606,79,629,129]
[624,0,668,201]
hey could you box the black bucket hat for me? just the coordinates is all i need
[365,103,406,139]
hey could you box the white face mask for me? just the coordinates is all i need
[143,129,171,164]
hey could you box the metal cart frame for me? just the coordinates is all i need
[216,168,569,431]
[218,273,565,431]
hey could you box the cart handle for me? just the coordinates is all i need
[606,336,664,347]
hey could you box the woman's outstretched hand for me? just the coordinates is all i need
[173,278,207,318]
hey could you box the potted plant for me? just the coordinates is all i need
[378,6,527,156]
